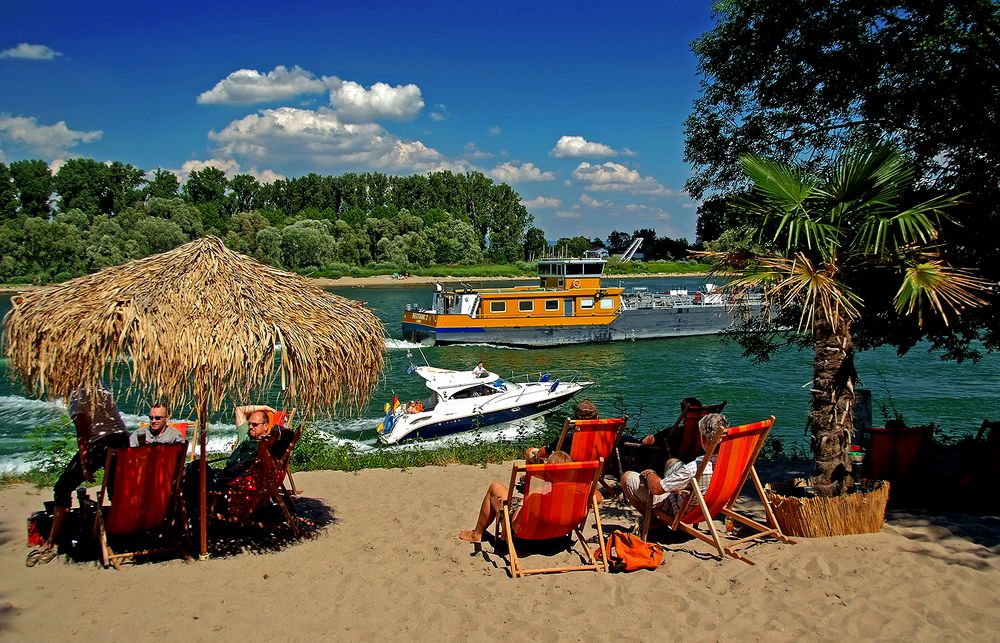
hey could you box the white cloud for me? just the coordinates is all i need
[249,167,284,183]
[550,135,633,158]
[429,104,449,122]
[179,158,242,180]
[571,162,671,196]
[209,106,457,173]
[579,193,610,208]
[463,143,493,160]
[554,210,582,219]
[521,196,561,209]
[0,43,62,60]
[488,161,554,183]
[488,125,502,136]
[327,78,424,123]
[197,65,327,105]
[0,114,101,158]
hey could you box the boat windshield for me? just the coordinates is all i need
[451,383,502,399]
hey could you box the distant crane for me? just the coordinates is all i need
[620,237,643,263]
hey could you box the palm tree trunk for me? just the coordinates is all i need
[809,318,856,496]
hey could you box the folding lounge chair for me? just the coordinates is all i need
[268,409,300,494]
[209,426,302,538]
[494,458,608,577]
[554,417,626,494]
[617,402,726,473]
[639,416,793,565]
[94,442,190,569]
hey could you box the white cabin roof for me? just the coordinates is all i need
[413,366,503,394]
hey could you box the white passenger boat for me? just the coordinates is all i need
[377,366,593,445]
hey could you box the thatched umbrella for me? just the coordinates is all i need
[3,236,385,557]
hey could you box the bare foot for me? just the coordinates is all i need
[458,529,482,543]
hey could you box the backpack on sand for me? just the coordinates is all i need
[596,530,664,572]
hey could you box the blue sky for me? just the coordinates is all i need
[0,0,716,242]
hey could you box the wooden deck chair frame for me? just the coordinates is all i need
[94,442,190,569]
[269,409,300,495]
[615,402,726,477]
[638,416,793,565]
[208,426,303,538]
[493,458,608,577]
[554,417,627,495]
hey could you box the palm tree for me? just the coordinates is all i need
[699,143,990,496]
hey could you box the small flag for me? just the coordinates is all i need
[392,395,400,412]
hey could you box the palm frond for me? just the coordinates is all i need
[894,259,993,327]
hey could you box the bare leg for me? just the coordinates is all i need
[44,505,69,550]
[459,481,507,542]
[620,471,647,513]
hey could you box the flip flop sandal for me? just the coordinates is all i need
[25,547,57,567]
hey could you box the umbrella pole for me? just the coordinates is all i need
[198,398,209,560]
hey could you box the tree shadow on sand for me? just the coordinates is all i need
[205,496,336,558]
[885,511,1000,571]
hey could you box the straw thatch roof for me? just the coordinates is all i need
[3,236,385,417]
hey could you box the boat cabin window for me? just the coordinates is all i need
[566,263,584,276]
[519,300,533,312]
[584,262,604,275]
[580,298,594,309]
[600,297,615,309]
[451,384,500,399]
[490,301,506,313]
[545,299,560,311]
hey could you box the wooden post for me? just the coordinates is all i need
[198,398,209,560]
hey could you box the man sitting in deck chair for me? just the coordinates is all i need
[620,413,727,519]
[129,401,185,447]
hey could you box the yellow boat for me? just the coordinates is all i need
[402,254,752,348]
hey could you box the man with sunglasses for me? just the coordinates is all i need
[129,402,184,446]
[226,404,280,472]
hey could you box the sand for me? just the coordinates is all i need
[2,463,999,642]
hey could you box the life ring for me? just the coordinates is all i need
[572,279,581,289]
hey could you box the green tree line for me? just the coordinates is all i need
[0,159,536,283]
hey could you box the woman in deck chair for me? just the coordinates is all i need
[620,413,727,517]
[458,450,572,543]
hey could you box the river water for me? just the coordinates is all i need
[2,277,998,472]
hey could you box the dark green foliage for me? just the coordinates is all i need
[0,162,19,220]
[9,159,52,218]
[685,0,1000,359]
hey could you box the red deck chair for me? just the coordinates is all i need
[268,409,299,494]
[639,416,793,564]
[672,402,728,463]
[554,417,626,494]
[209,427,302,538]
[94,442,189,569]
[494,459,607,577]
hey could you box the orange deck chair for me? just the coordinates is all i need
[554,417,626,494]
[494,458,608,577]
[672,402,728,463]
[94,442,189,569]
[209,426,302,538]
[268,409,299,494]
[639,416,793,565]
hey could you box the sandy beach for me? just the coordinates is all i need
[0,271,711,295]
[2,462,998,642]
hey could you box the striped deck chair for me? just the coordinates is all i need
[210,426,302,538]
[495,459,608,577]
[672,402,728,463]
[639,416,793,565]
[554,417,626,494]
[94,442,189,569]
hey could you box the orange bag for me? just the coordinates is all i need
[597,530,664,572]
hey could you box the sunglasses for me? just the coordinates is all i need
[149,415,167,420]
[248,421,268,427]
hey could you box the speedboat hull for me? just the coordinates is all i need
[378,372,592,445]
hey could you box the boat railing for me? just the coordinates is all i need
[504,370,586,386]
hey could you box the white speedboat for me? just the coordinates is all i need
[377,366,594,445]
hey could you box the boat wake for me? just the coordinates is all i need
[451,343,527,351]
[385,338,428,350]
